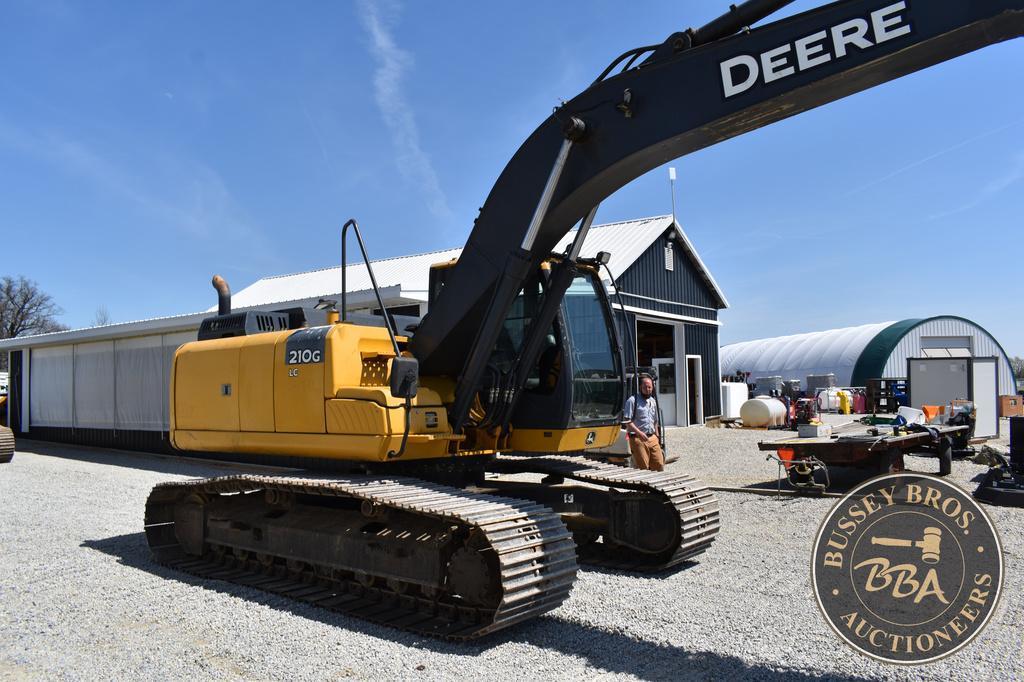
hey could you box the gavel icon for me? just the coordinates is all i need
[871,527,942,564]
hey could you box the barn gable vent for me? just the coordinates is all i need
[664,245,674,271]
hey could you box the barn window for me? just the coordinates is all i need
[920,335,972,358]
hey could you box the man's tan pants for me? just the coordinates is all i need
[629,434,664,471]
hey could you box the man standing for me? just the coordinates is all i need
[624,375,663,471]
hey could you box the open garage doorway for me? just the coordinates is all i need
[636,319,677,426]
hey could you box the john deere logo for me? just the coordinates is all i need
[585,431,596,446]
[812,474,1002,664]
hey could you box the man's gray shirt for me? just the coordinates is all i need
[624,394,658,435]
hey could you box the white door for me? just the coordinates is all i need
[971,357,999,438]
[909,358,970,408]
[652,358,677,427]
[686,355,704,426]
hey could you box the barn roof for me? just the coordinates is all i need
[0,215,727,349]
[226,214,728,311]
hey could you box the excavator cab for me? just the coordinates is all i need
[507,268,623,449]
[429,258,624,452]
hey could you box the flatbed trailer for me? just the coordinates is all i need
[757,425,969,492]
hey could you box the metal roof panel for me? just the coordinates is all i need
[229,214,727,311]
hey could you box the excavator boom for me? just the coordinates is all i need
[411,0,1024,427]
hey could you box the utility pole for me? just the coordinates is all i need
[668,166,677,225]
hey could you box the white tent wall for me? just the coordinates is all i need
[720,322,893,386]
[73,341,116,429]
[115,336,165,431]
[23,330,198,433]
[29,345,74,427]
[721,316,1013,392]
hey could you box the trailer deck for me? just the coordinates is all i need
[757,424,969,492]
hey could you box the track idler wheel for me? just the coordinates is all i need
[447,547,500,607]
[173,493,208,556]
[446,529,501,607]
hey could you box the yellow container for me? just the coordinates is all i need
[838,390,852,415]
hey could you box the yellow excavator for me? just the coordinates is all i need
[144,0,1024,639]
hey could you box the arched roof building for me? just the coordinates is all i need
[721,316,1014,391]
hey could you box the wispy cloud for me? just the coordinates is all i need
[357,0,452,222]
[926,149,1024,222]
[0,116,264,245]
[845,116,1024,196]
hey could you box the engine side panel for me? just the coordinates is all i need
[171,324,459,461]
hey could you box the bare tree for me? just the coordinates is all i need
[1011,355,1024,380]
[94,305,112,326]
[0,276,68,371]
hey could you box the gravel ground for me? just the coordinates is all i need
[0,436,1021,681]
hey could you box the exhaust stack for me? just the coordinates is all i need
[212,275,231,316]
[197,275,289,341]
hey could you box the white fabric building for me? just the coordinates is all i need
[720,316,1014,391]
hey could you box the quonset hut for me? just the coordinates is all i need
[720,316,1014,392]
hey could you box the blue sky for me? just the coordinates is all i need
[2,1,1022,356]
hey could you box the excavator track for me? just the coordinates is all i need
[489,455,719,571]
[0,426,14,464]
[144,474,577,640]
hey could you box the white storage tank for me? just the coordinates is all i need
[740,397,787,427]
[721,382,748,419]
[817,388,840,412]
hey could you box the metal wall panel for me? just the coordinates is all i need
[615,234,719,321]
[115,336,165,430]
[685,323,722,418]
[22,330,198,434]
[30,345,74,427]
[883,318,1013,395]
[73,341,116,429]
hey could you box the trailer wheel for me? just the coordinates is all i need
[937,437,953,477]
[877,448,904,475]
